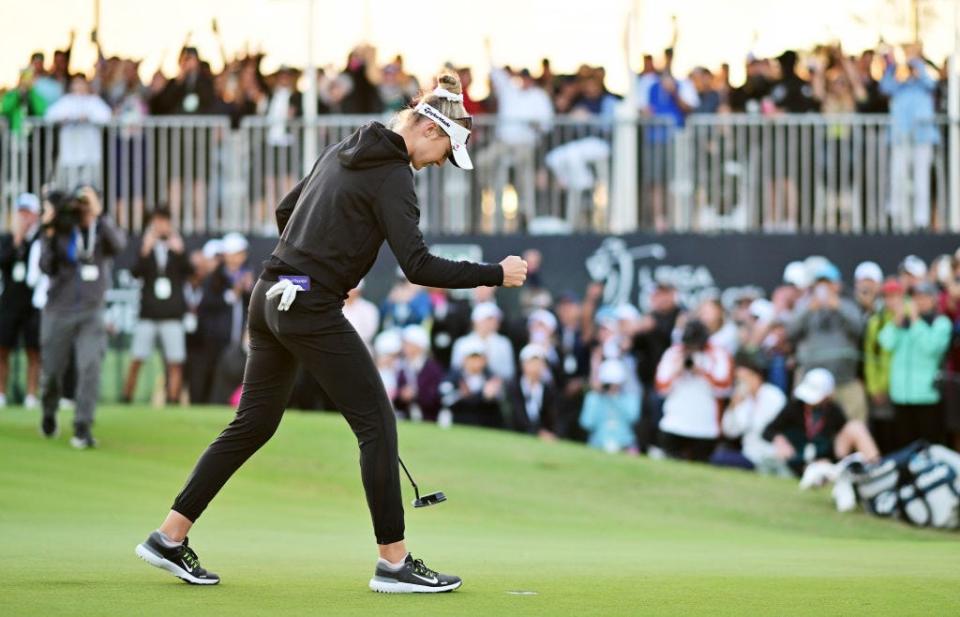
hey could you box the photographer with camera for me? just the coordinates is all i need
[787,262,867,423]
[38,186,126,448]
[655,319,733,462]
[122,207,192,404]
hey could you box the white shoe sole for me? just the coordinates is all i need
[369,577,462,593]
[135,543,220,585]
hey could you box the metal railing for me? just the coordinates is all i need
[1,113,956,235]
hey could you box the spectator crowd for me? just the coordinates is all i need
[1,29,959,465]
[5,192,960,471]
[2,33,951,234]
[2,32,953,128]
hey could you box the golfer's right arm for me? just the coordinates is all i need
[374,166,525,289]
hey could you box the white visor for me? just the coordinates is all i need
[413,102,473,170]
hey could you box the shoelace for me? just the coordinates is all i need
[179,541,201,571]
[411,558,437,579]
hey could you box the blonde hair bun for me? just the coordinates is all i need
[435,71,463,96]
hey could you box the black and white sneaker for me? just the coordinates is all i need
[369,554,462,593]
[135,532,220,585]
[70,426,98,449]
[40,415,58,439]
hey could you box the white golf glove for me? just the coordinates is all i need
[265,279,304,311]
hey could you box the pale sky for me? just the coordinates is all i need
[2,0,957,96]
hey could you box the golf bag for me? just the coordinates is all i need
[845,441,960,529]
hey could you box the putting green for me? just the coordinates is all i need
[0,406,957,616]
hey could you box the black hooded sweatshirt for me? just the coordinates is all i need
[270,122,503,304]
[268,122,503,302]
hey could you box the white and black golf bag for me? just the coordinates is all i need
[843,441,960,530]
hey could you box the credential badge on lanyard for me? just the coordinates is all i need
[78,221,99,282]
[154,242,172,300]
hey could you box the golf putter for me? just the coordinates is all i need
[398,457,446,508]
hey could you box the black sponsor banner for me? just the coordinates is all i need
[112,232,960,309]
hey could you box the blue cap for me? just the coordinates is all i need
[815,262,841,283]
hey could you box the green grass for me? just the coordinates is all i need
[1,406,958,617]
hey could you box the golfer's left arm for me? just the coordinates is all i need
[375,167,503,289]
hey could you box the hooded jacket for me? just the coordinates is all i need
[272,122,502,303]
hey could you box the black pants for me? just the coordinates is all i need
[172,278,404,544]
[892,403,946,450]
[659,431,717,462]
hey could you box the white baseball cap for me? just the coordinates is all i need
[16,192,40,214]
[374,329,403,356]
[854,261,883,283]
[401,325,430,350]
[794,368,836,405]
[221,232,249,255]
[749,298,775,324]
[459,337,487,358]
[527,309,557,333]
[202,239,224,259]
[803,256,832,284]
[519,343,548,363]
[598,359,627,386]
[901,255,928,278]
[783,261,811,289]
[471,302,502,323]
[614,303,641,322]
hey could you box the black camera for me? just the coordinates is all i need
[681,319,710,361]
[43,188,91,234]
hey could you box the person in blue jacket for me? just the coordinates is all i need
[879,280,952,448]
[880,50,939,230]
[580,358,641,453]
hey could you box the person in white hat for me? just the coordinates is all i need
[183,235,245,406]
[762,368,879,475]
[0,193,43,409]
[201,238,224,264]
[373,329,404,401]
[788,262,869,423]
[440,338,504,429]
[220,232,253,348]
[526,308,559,367]
[394,325,445,422]
[506,344,558,439]
[451,302,516,380]
[137,69,529,593]
[579,358,641,453]
[853,261,883,316]
[782,261,811,290]
[899,255,928,292]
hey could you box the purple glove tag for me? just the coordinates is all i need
[278,275,310,291]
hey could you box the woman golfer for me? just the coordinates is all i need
[135,72,527,593]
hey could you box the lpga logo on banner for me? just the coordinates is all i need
[584,238,717,311]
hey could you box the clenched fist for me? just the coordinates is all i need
[500,255,528,288]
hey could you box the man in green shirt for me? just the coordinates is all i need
[1,70,48,135]
[863,279,900,453]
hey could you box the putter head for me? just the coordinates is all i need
[413,491,446,508]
